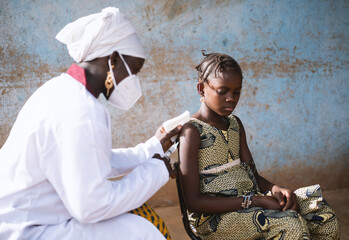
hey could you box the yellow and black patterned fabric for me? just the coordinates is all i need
[188,116,340,240]
[130,202,171,240]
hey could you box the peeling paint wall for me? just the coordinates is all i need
[1,0,348,194]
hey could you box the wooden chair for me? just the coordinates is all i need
[174,162,202,240]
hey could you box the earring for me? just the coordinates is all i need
[200,91,204,102]
[105,65,114,97]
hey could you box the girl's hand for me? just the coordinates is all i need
[253,196,283,210]
[154,125,182,153]
[271,185,299,212]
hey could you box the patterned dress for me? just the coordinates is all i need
[188,116,340,240]
[130,203,172,240]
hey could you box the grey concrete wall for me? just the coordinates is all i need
[1,1,348,205]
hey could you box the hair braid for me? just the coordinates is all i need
[195,50,243,83]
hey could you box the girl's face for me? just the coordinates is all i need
[201,70,242,117]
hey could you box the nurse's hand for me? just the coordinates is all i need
[155,125,182,153]
[153,154,177,178]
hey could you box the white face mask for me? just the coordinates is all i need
[107,54,142,110]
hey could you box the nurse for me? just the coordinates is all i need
[0,7,179,240]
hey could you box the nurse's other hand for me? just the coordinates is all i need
[153,154,177,178]
[155,125,182,153]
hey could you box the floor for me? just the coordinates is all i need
[154,188,349,240]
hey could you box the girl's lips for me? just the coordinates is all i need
[223,106,235,111]
[223,107,234,112]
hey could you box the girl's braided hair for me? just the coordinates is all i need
[195,50,243,83]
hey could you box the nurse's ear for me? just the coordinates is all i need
[108,51,124,85]
[109,51,120,67]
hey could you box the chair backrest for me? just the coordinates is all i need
[174,162,202,240]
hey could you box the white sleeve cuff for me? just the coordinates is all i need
[144,136,164,158]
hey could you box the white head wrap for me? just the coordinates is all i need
[56,7,145,62]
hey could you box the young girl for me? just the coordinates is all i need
[178,51,340,239]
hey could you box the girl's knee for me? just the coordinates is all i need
[310,216,340,240]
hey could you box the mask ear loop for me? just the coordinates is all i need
[119,54,133,76]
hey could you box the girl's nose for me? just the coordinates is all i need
[226,94,235,102]
[226,91,240,102]
[226,98,234,103]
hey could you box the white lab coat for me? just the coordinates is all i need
[0,73,169,240]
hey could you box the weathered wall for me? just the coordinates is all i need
[1,0,348,205]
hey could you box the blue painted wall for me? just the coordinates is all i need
[1,0,348,191]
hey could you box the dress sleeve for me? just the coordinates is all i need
[39,115,169,224]
[109,136,165,177]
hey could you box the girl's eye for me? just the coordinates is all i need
[217,89,227,95]
[234,91,241,96]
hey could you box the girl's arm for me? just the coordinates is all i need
[178,123,280,214]
[236,116,298,211]
[236,116,275,192]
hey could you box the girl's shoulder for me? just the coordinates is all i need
[187,118,205,135]
[229,114,244,127]
[186,118,218,136]
[188,115,242,133]
[227,115,241,130]
[178,119,203,143]
[228,114,239,122]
